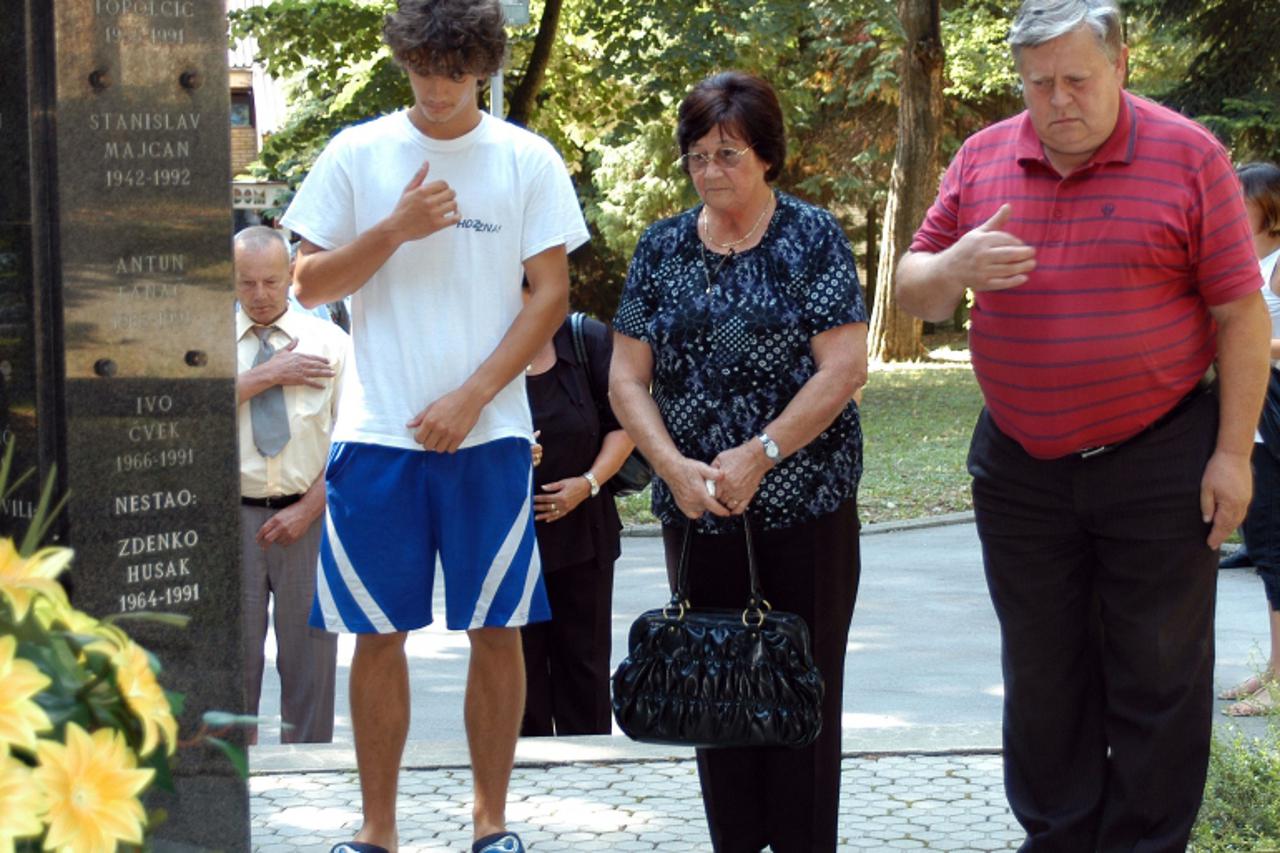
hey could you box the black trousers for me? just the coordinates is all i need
[520,556,615,736]
[968,393,1219,853]
[662,500,861,853]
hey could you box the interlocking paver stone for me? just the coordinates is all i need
[253,753,1023,851]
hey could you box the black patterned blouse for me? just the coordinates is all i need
[613,190,867,534]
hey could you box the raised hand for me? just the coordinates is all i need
[267,338,334,389]
[386,161,460,244]
[950,204,1037,293]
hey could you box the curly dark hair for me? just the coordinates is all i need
[383,0,507,79]
[676,71,786,183]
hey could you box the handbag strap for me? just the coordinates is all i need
[670,517,769,623]
[570,311,588,368]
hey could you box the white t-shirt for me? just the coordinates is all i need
[1253,246,1280,443]
[1262,247,1280,338]
[281,110,589,450]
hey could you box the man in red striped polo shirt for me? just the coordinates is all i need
[897,0,1270,849]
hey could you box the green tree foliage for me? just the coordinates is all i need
[228,0,1041,321]
[1127,0,1280,160]
[228,1,401,186]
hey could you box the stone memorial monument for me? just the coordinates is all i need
[2,0,249,849]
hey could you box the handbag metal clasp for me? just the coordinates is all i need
[741,598,772,627]
[662,598,690,620]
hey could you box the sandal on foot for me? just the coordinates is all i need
[1224,684,1278,717]
[1219,673,1270,700]
[331,844,391,853]
[473,832,525,853]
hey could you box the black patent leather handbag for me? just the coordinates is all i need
[611,518,825,749]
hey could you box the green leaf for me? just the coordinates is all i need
[201,711,264,728]
[142,746,177,793]
[104,611,192,629]
[205,737,250,780]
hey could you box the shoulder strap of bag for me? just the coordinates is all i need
[674,518,767,613]
[570,312,588,369]
[569,311,612,432]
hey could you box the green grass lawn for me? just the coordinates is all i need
[616,343,983,527]
[858,362,983,524]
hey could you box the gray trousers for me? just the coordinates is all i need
[240,505,337,743]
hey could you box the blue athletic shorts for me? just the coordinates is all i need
[309,438,550,633]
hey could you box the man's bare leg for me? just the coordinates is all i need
[466,627,525,840]
[350,631,410,852]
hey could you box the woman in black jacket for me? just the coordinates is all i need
[520,303,634,735]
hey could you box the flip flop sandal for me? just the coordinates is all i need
[1218,673,1268,700]
[473,832,525,853]
[331,844,391,853]
[1223,683,1278,717]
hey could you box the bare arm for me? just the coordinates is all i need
[609,333,729,519]
[1201,290,1271,548]
[896,205,1037,322]
[407,244,570,452]
[711,322,868,514]
[292,161,459,306]
[533,429,635,522]
[235,338,334,405]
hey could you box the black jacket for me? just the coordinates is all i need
[525,315,623,572]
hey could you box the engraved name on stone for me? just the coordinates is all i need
[94,112,197,191]
[117,530,201,614]
[97,0,195,47]
[116,254,185,300]
[111,391,202,612]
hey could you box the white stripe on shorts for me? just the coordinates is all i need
[323,508,396,633]
[469,472,537,629]
[509,544,542,627]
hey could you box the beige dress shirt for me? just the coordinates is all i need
[237,306,348,498]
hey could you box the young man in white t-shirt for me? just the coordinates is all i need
[280,2,588,850]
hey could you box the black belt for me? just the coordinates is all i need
[241,494,303,509]
[1077,366,1217,460]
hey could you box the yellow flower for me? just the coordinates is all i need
[112,642,177,757]
[0,540,73,622]
[0,747,45,845]
[35,722,153,853]
[0,634,52,753]
[0,749,46,850]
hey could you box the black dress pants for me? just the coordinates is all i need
[520,556,615,736]
[662,500,861,853]
[968,393,1219,853]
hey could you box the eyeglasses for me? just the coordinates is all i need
[677,145,754,172]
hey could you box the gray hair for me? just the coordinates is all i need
[233,225,290,262]
[1009,0,1124,63]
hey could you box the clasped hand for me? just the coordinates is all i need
[534,476,591,523]
[666,440,770,519]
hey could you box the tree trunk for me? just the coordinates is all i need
[868,0,944,362]
[506,0,564,127]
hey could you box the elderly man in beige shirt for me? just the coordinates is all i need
[235,225,348,743]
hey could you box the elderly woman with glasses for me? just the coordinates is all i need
[610,70,868,852]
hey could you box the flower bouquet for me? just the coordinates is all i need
[0,451,185,852]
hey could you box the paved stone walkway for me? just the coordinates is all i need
[251,752,1023,851]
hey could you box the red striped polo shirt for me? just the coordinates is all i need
[911,91,1259,459]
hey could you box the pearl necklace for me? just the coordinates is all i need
[700,196,774,251]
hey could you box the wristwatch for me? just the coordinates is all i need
[583,471,601,497]
[757,433,781,463]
